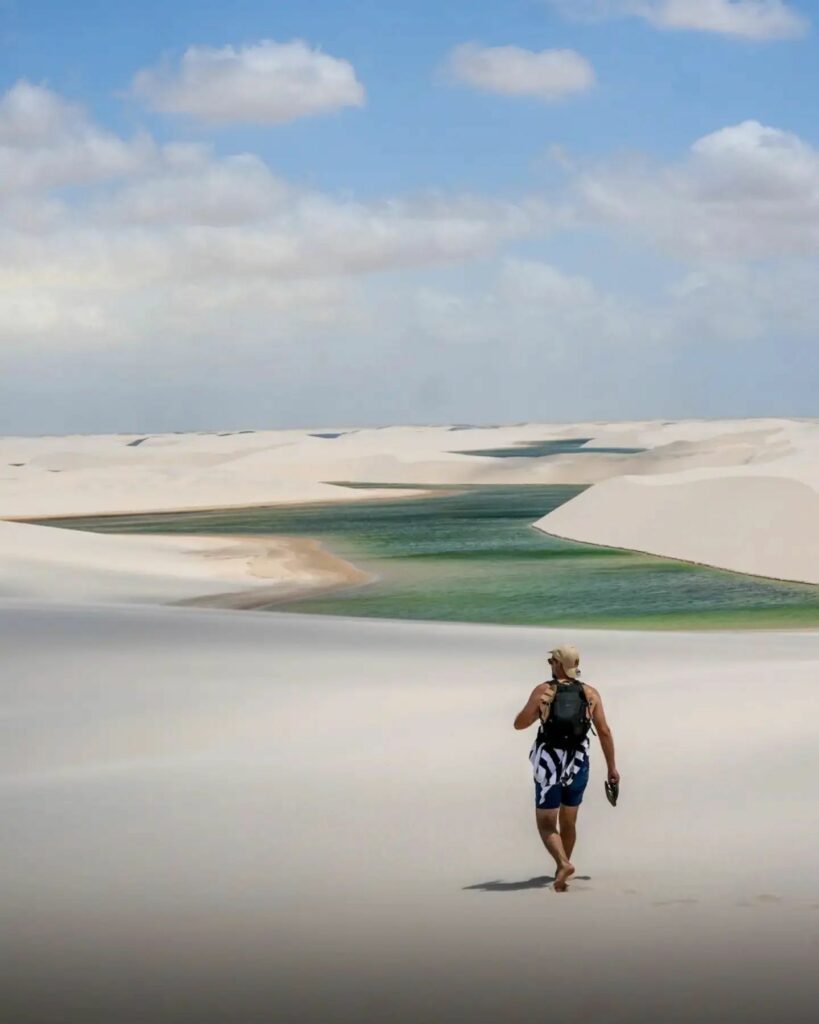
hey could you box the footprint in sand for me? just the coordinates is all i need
[622,888,639,896]
[755,894,782,903]
[652,898,699,907]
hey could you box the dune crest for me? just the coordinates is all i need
[535,422,819,585]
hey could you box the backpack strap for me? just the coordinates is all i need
[580,682,598,737]
[539,680,558,723]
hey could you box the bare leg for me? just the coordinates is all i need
[535,808,575,892]
[559,804,579,861]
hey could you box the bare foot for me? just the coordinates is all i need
[554,861,575,892]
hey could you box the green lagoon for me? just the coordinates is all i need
[37,483,819,630]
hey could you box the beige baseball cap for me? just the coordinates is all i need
[549,644,581,678]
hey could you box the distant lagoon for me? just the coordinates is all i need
[36,483,819,630]
[448,437,646,458]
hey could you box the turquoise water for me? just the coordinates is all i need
[450,438,646,458]
[36,484,819,630]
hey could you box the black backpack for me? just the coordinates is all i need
[539,680,592,748]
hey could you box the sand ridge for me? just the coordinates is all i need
[0,520,368,605]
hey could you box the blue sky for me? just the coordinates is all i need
[0,0,817,431]
[7,0,819,188]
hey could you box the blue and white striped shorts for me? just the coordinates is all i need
[534,758,590,810]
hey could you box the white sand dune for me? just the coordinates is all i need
[535,420,819,584]
[2,603,818,1023]
[537,471,819,584]
[2,419,812,520]
[0,520,364,604]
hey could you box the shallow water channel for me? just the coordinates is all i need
[36,483,819,629]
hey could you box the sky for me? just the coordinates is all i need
[1,0,817,433]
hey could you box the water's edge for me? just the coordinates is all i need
[28,484,819,631]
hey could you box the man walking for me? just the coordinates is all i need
[513,645,619,892]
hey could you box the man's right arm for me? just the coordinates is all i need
[513,683,549,730]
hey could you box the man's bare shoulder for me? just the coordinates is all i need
[582,682,601,705]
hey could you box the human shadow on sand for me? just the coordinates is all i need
[464,875,591,892]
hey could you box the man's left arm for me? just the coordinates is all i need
[589,688,619,784]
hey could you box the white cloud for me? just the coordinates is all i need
[651,0,808,37]
[100,153,291,227]
[498,259,597,306]
[131,39,365,125]
[496,259,652,353]
[403,256,819,382]
[446,43,595,101]
[548,1,809,40]
[407,258,659,365]
[575,120,819,259]
[2,79,817,429]
[87,180,554,284]
[0,285,108,336]
[0,82,558,353]
[0,81,155,194]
